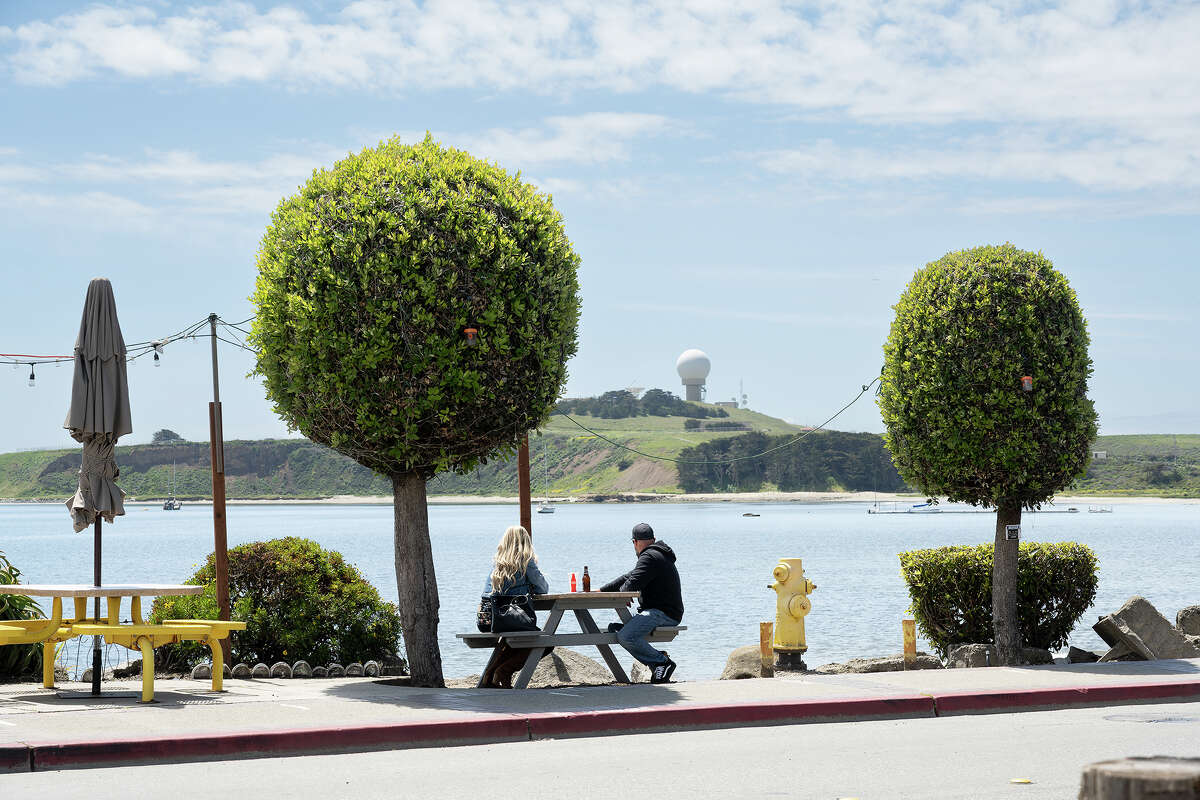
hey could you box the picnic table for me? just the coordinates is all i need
[0,584,245,703]
[457,591,686,689]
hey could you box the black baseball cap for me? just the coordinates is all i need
[631,522,655,541]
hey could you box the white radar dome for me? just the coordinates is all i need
[675,349,712,380]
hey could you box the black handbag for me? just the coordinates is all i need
[476,594,495,633]
[490,593,539,633]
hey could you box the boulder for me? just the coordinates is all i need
[1094,596,1200,661]
[1178,606,1200,636]
[311,666,328,678]
[80,668,114,682]
[251,663,271,678]
[947,644,1053,668]
[526,648,617,688]
[345,662,364,677]
[631,662,650,683]
[720,645,767,680]
[814,653,943,675]
[270,661,293,679]
[113,659,142,679]
[231,663,252,679]
[291,660,312,678]
[381,655,407,677]
[363,660,380,677]
[327,663,345,677]
[191,663,212,680]
[1067,646,1101,664]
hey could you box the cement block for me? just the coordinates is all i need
[1093,596,1200,661]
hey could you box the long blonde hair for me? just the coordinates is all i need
[491,525,536,590]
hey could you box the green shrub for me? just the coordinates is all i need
[150,538,403,670]
[0,550,43,678]
[899,541,1098,654]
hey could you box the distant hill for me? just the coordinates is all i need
[2,401,1197,500]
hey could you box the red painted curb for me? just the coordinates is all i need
[28,715,528,770]
[933,680,1200,714]
[526,695,936,738]
[0,744,31,773]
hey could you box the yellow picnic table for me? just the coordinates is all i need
[0,584,245,703]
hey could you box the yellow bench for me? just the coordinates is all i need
[70,619,247,702]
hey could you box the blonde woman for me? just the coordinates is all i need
[480,525,550,687]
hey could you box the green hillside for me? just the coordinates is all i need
[2,421,1198,500]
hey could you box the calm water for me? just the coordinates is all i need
[2,501,1196,680]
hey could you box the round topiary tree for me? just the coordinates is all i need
[250,135,581,686]
[878,244,1097,665]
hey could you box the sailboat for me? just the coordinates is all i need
[536,448,556,513]
[162,461,182,511]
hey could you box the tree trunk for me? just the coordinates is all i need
[392,471,444,687]
[1079,757,1200,799]
[992,500,1022,666]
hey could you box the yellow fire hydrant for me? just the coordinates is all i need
[769,558,816,670]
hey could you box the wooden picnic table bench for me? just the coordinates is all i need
[457,592,686,689]
[0,584,245,703]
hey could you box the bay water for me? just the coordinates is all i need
[2,501,1196,680]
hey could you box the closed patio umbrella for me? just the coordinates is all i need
[63,277,132,695]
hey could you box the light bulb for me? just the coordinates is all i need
[28,366,35,387]
[154,352,161,367]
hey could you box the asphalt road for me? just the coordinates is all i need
[7,701,1200,799]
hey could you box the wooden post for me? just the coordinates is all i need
[208,314,231,665]
[902,619,916,668]
[1079,757,1200,799]
[759,621,775,678]
[518,436,531,534]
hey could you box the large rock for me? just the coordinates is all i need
[526,648,618,688]
[1178,606,1200,636]
[813,653,942,675]
[1094,596,1200,661]
[720,645,769,680]
[947,644,1053,668]
[1067,646,1101,664]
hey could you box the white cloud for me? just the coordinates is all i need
[4,2,1197,138]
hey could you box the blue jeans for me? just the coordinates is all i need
[616,608,678,666]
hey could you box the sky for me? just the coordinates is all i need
[1,0,1198,453]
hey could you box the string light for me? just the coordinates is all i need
[27,364,35,388]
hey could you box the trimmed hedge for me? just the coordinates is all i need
[899,541,1098,654]
[0,550,43,678]
[150,538,403,670]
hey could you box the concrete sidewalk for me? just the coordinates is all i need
[2,657,1199,772]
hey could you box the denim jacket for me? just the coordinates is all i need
[483,559,550,596]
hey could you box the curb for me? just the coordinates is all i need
[931,680,1200,715]
[5,680,1200,772]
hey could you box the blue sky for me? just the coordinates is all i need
[1,0,1197,452]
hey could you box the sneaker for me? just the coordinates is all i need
[607,622,624,633]
[651,656,677,684]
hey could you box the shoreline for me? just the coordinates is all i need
[5,491,1200,506]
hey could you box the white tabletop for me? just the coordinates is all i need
[0,584,203,597]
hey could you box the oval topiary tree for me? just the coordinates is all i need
[250,135,581,686]
[878,244,1097,665]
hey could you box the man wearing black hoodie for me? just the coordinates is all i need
[600,522,683,683]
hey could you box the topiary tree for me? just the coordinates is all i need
[878,244,1097,665]
[250,135,581,686]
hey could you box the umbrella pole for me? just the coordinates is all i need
[92,516,102,696]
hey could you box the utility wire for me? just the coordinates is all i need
[556,377,882,465]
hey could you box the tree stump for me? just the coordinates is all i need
[1079,757,1200,799]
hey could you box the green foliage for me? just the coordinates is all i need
[250,134,582,478]
[152,429,184,443]
[899,542,1098,653]
[0,551,42,678]
[150,538,402,669]
[879,244,1097,509]
[677,431,908,493]
[557,388,727,419]
[683,419,701,430]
